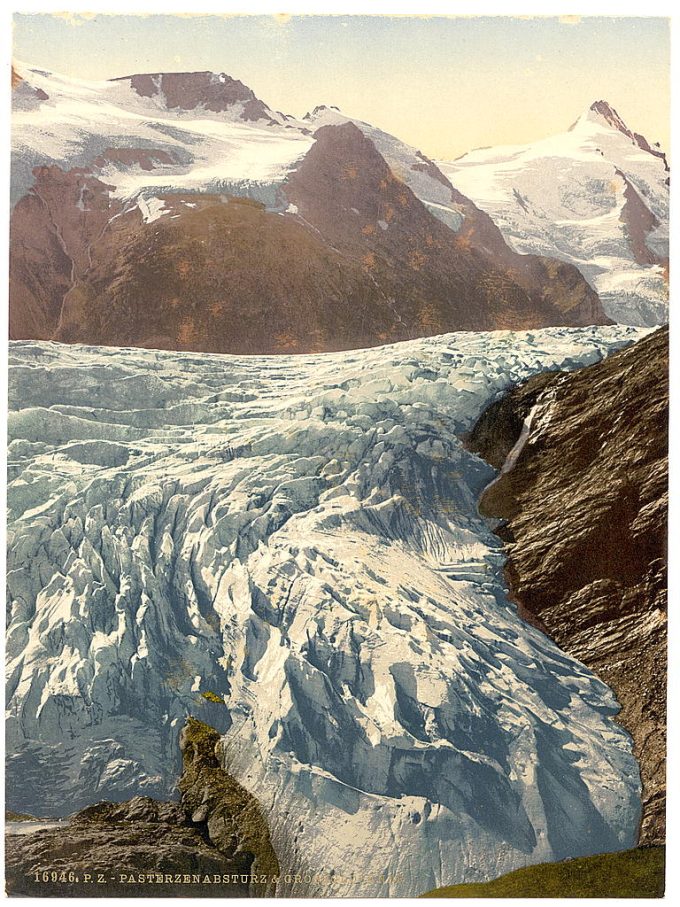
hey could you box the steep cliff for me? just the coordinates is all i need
[467,326,667,845]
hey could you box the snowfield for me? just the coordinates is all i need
[441,107,669,327]
[11,63,470,234]
[7,328,646,896]
[11,62,314,210]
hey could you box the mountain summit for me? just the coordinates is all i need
[443,101,669,326]
[579,100,668,167]
[584,99,633,134]
[111,70,277,121]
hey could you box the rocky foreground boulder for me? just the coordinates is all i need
[4,719,278,898]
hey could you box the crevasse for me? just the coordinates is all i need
[6,326,646,896]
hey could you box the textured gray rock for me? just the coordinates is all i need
[468,326,667,845]
[5,719,278,898]
[5,795,250,898]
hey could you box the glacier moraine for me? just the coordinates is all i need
[6,327,646,896]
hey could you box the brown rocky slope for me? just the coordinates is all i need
[11,74,610,353]
[4,719,278,898]
[467,326,667,845]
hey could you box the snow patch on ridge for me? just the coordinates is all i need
[137,194,167,224]
[6,327,646,895]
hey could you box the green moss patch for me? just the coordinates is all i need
[200,690,225,705]
[421,847,665,898]
[180,718,279,894]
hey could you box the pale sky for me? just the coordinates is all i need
[12,13,670,161]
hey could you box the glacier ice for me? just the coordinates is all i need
[6,327,647,895]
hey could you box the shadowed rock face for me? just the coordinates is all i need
[9,122,609,354]
[4,719,277,898]
[9,165,123,340]
[467,327,668,845]
[616,169,665,269]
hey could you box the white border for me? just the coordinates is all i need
[1,3,676,906]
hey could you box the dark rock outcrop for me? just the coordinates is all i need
[112,71,274,122]
[4,798,249,898]
[4,719,278,898]
[616,169,666,269]
[467,327,668,845]
[11,64,49,106]
[179,719,279,893]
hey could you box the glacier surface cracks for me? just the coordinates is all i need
[6,327,646,896]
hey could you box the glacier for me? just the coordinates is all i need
[6,327,646,896]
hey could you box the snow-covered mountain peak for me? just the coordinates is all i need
[10,61,315,210]
[441,101,669,327]
[571,99,668,166]
[303,103,342,119]
[10,61,476,239]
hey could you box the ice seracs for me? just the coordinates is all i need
[7,326,647,896]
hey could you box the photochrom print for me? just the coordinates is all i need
[5,9,669,898]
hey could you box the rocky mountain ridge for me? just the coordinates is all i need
[10,62,609,353]
[111,71,278,122]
